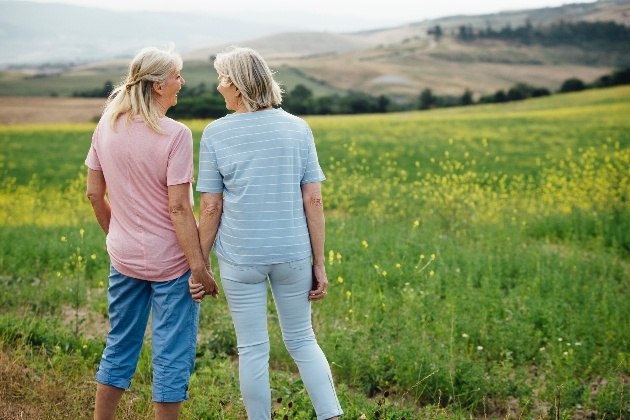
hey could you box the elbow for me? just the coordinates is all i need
[169,202,188,217]
[301,183,323,210]
[86,189,101,206]
[201,200,223,218]
[304,192,323,209]
[200,193,224,219]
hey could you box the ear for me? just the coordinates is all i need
[153,81,162,94]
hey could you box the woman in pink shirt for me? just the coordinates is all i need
[85,44,218,420]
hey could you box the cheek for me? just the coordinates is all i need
[219,82,235,93]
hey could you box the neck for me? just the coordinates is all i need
[155,99,168,117]
[234,103,248,114]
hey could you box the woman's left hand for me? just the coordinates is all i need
[309,264,329,302]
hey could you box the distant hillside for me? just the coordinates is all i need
[263,36,616,99]
[182,0,630,61]
[0,0,628,100]
[180,0,630,98]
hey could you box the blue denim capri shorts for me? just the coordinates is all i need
[95,265,199,402]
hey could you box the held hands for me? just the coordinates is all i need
[189,267,219,303]
[309,264,329,302]
[189,264,327,302]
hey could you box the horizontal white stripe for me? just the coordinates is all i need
[219,230,309,240]
[216,241,311,249]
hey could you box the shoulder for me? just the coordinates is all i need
[161,117,192,138]
[94,113,112,131]
[273,108,305,123]
[276,108,310,130]
[263,108,311,134]
[92,113,120,139]
[201,114,235,139]
[205,114,232,129]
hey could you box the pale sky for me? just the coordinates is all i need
[18,0,597,27]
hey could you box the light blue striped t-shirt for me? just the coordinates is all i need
[196,108,326,266]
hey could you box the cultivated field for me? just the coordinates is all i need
[0,96,104,125]
[0,86,629,419]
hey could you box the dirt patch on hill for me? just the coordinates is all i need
[0,97,105,125]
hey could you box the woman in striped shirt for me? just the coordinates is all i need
[190,46,343,420]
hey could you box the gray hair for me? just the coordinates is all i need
[213,46,283,112]
[104,43,182,133]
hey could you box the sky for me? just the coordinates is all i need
[18,0,597,28]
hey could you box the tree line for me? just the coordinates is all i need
[415,67,630,110]
[454,20,630,49]
[73,67,630,118]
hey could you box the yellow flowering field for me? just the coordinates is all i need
[0,86,628,418]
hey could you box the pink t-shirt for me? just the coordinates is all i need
[85,114,194,281]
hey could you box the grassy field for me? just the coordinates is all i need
[0,86,629,419]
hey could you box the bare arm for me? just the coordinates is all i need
[188,191,223,302]
[199,192,223,264]
[302,182,328,301]
[168,183,218,298]
[86,168,111,235]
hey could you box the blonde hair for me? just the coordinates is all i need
[103,44,182,133]
[213,46,283,112]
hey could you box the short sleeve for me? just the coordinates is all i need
[196,133,224,193]
[301,126,326,184]
[166,126,194,186]
[85,123,103,171]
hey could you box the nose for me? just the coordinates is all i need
[180,76,185,85]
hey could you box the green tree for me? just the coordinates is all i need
[418,88,437,110]
[559,78,586,93]
[460,88,474,106]
[284,84,313,115]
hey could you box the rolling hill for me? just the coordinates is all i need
[181,0,630,99]
[0,0,628,103]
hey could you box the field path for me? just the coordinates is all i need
[0,97,105,125]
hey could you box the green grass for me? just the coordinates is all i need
[1,86,629,419]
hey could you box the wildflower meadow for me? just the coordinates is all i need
[0,86,629,419]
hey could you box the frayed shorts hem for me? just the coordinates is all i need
[152,390,189,403]
[95,375,131,391]
[94,377,190,403]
